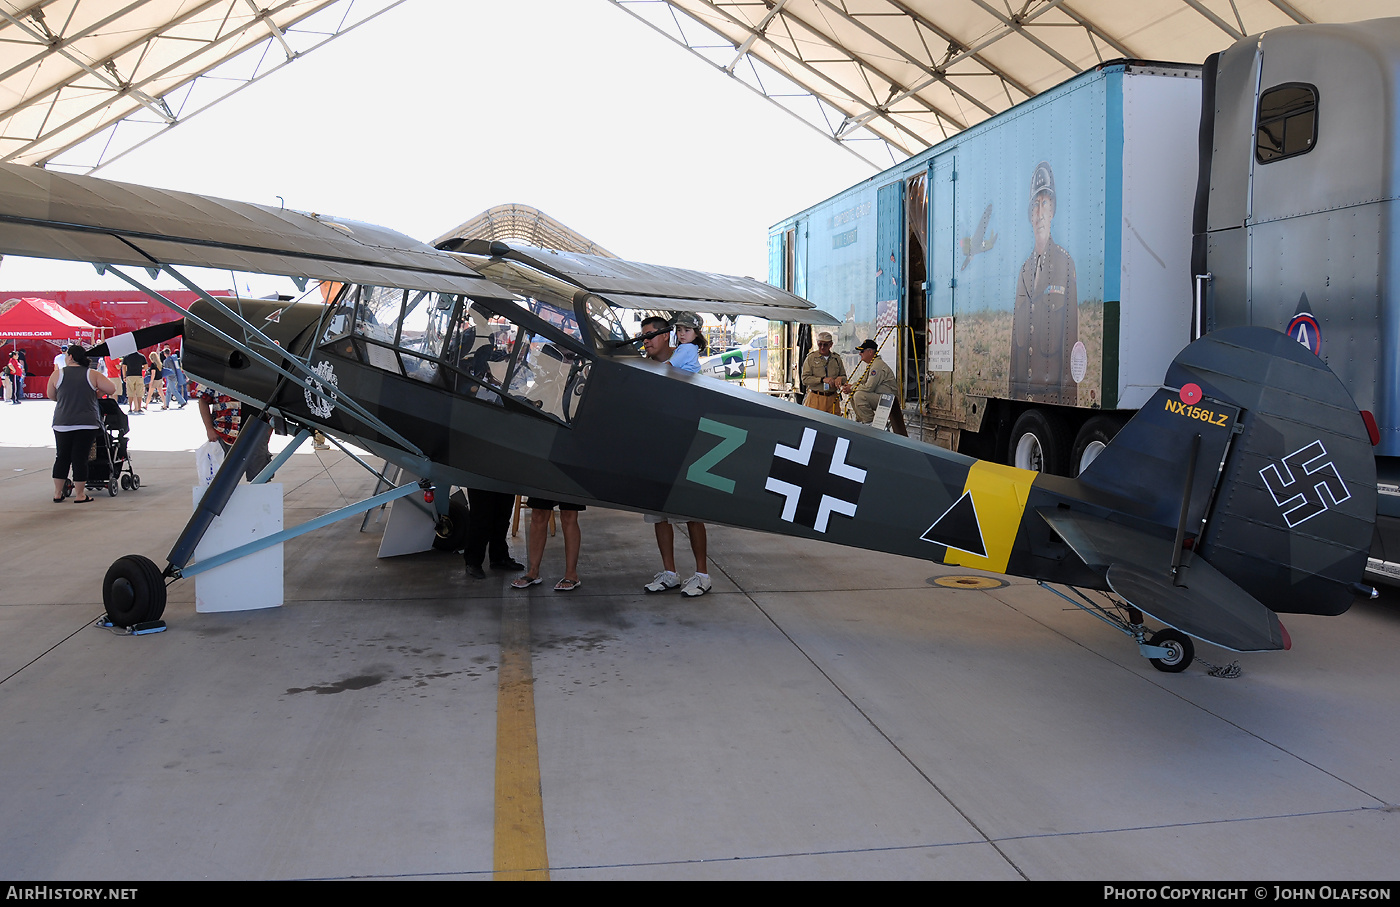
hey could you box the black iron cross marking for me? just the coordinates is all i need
[764,427,867,532]
[1259,439,1351,528]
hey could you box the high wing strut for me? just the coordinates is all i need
[101,262,427,462]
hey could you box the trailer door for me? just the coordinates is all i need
[929,152,957,374]
[875,180,904,332]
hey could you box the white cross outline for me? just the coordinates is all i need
[764,428,868,532]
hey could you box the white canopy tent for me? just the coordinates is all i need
[610,0,1400,168]
[0,0,405,174]
[0,1,1394,179]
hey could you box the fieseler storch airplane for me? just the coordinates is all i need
[0,162,1380,673]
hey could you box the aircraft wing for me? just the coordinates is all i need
[0,162,515,300]
[451,239,839,325]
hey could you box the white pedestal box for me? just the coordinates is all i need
[191,483,284,613]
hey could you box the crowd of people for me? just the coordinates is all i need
[43,339,197,503]
[119,344,187,414]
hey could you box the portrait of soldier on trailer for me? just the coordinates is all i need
[1010,160,1079,405]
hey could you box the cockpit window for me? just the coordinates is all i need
[319,284,590,424]
[446,303,518,403]
[515,297,582,342]
[585,295,630,345]
[400,291,456,359]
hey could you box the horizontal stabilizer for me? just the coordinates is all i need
[1106,561,1286,653]
[1042,508,1285,652]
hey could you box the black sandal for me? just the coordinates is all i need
[73,496,94,504]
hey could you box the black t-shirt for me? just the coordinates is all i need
[122,352,146,377]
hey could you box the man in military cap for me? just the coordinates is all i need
[801,331,846,414]
[843,339,900,424]
[1011,160,1078,405]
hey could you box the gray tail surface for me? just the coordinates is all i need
[1064,327,1375,648]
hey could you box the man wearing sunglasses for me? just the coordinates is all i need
[637,315,712,597]
[800,331,847,414]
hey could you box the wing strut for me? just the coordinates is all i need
[102,262,427,461]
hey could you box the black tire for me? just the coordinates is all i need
[131,475,141,490]
[1008,409,1067,475]
[1072,414,1125,477]
[62,479,74,498]
[433,498,470,552]
[120,474,132,490]
[107,479,118,497]
[1148,628,1195,673]
[103,555,167,627]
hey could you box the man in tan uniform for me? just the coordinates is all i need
[801,331,846,414]
[844,338,900,424]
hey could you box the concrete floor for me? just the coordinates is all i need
[2,401,1398,880]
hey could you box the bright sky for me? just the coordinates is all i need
[0,0,876,296]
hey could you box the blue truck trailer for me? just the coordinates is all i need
[770,17,1400,581]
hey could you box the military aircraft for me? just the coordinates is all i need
[0,161,1379,673]
[959,203,997,271]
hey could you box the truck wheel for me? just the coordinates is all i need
[1072,415,1124,476]
[103,555,167,627]
[1009,409,1066,475]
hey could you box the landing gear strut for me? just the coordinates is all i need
[1039,583,1200,674]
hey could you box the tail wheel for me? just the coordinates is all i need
[1008,409,1067,475]
[1072,414,1126,477]
[432,498,470,552]
[1148,628,1195,673]
[103,555,167,627]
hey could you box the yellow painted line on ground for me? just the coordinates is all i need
[494,600,549,881]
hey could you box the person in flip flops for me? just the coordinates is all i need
[512,498,583,591]
[47,346,116,504]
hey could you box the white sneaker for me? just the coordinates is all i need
[680,573,712,597]
[644,570,679,593]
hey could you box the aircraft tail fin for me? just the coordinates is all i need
[1073,327,1376,629]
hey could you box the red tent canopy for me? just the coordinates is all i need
[0,296,100,341]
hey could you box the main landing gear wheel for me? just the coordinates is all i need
[1148,628,1194,673]
[102,555,167,628]
[433,498,470,552]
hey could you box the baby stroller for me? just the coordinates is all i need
[69,398,141,497]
